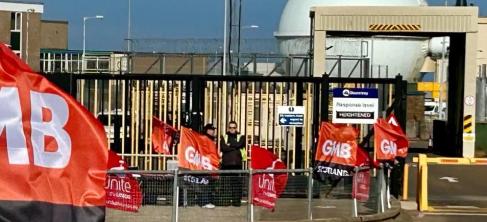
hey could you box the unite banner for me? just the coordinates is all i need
[105,151,142,212]
[251,145,288,210]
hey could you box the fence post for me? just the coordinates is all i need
[248,169,253,222]
[172,169,179,222]
[377,166,385,214]
[307,167,313,220]
[352,167,358,217]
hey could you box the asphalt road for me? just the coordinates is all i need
[402,154,487,221]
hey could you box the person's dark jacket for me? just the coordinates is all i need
[220,132,245,167]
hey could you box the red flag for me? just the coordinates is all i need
[374,118,408,160]
[386,114,409,157]
[0,43,107,220]
[178,127,219,170]
[251,145,288,210]
[315,122,358,167]
[152,116,177,154]
[105,150,142,212]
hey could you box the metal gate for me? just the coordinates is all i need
[44,73,406,170]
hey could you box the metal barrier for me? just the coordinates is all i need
[105,167,390,222]
[43,73,405,170]
[412,154,487,212]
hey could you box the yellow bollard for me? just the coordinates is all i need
[418,154,429,211]
[402,163,409,201]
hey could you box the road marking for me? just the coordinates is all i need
[315,206,337,209]
[424,212,487,216]
[439,177,459,183]
[444,206,480,209]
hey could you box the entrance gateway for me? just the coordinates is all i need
[311,6,479,157]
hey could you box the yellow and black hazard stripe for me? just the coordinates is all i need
[464,115,473,133]
[368,24,421,31]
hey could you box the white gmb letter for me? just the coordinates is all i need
[0,87,28,164]
[30,91,71,168]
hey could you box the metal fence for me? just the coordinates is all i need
[105,167,392,222]
[43,73,406,171]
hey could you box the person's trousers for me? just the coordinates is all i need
[221,165,243,206]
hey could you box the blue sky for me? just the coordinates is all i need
[41,0,486,51]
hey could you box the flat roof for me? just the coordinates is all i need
[0,0,43,13]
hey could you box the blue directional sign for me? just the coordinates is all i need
[278,106,305,127]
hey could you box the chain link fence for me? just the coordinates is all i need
[106,167,392,222]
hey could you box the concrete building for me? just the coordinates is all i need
[0,0,68,71]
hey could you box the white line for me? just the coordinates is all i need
[444,206,480,209]
[424,212,487,216]
[315,206,337,209]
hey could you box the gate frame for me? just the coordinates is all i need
[311,6,479,157]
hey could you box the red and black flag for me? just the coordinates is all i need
[314,122,359,181]
[0,43,107,221]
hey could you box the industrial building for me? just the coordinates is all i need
[0,0,68,71]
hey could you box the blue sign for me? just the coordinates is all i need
[277,106,305,127]
[278,114,304,126]
[333,88,379,98]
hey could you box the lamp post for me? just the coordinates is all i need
[82,15,104,73]
[237,25,259,76]
[223,0,229,75]
[25,8,35,65]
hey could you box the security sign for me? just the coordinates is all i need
[278,106,304,126]
[332,88,379,124]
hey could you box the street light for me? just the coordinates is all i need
[237,25,259,75]
[82,15,104,73]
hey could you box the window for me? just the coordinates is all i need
[10,12,22,57]
[10,32,20,51]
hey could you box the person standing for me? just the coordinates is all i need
[197,123,218,209]
[220,121,246,207]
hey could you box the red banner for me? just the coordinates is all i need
[152,116,177,154]
[315,122,358,166]
[386,114,409,157]
[352,170,370,202]
[178,127,219,170]
[105,151,142,212]
[0,43,107,220]
[251,145,288,210]
[374,118,409,160]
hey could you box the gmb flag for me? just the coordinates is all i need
[178,127,219,170]
[314,122,359,181]
[0,43,108,221]
[374,118,409,161]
